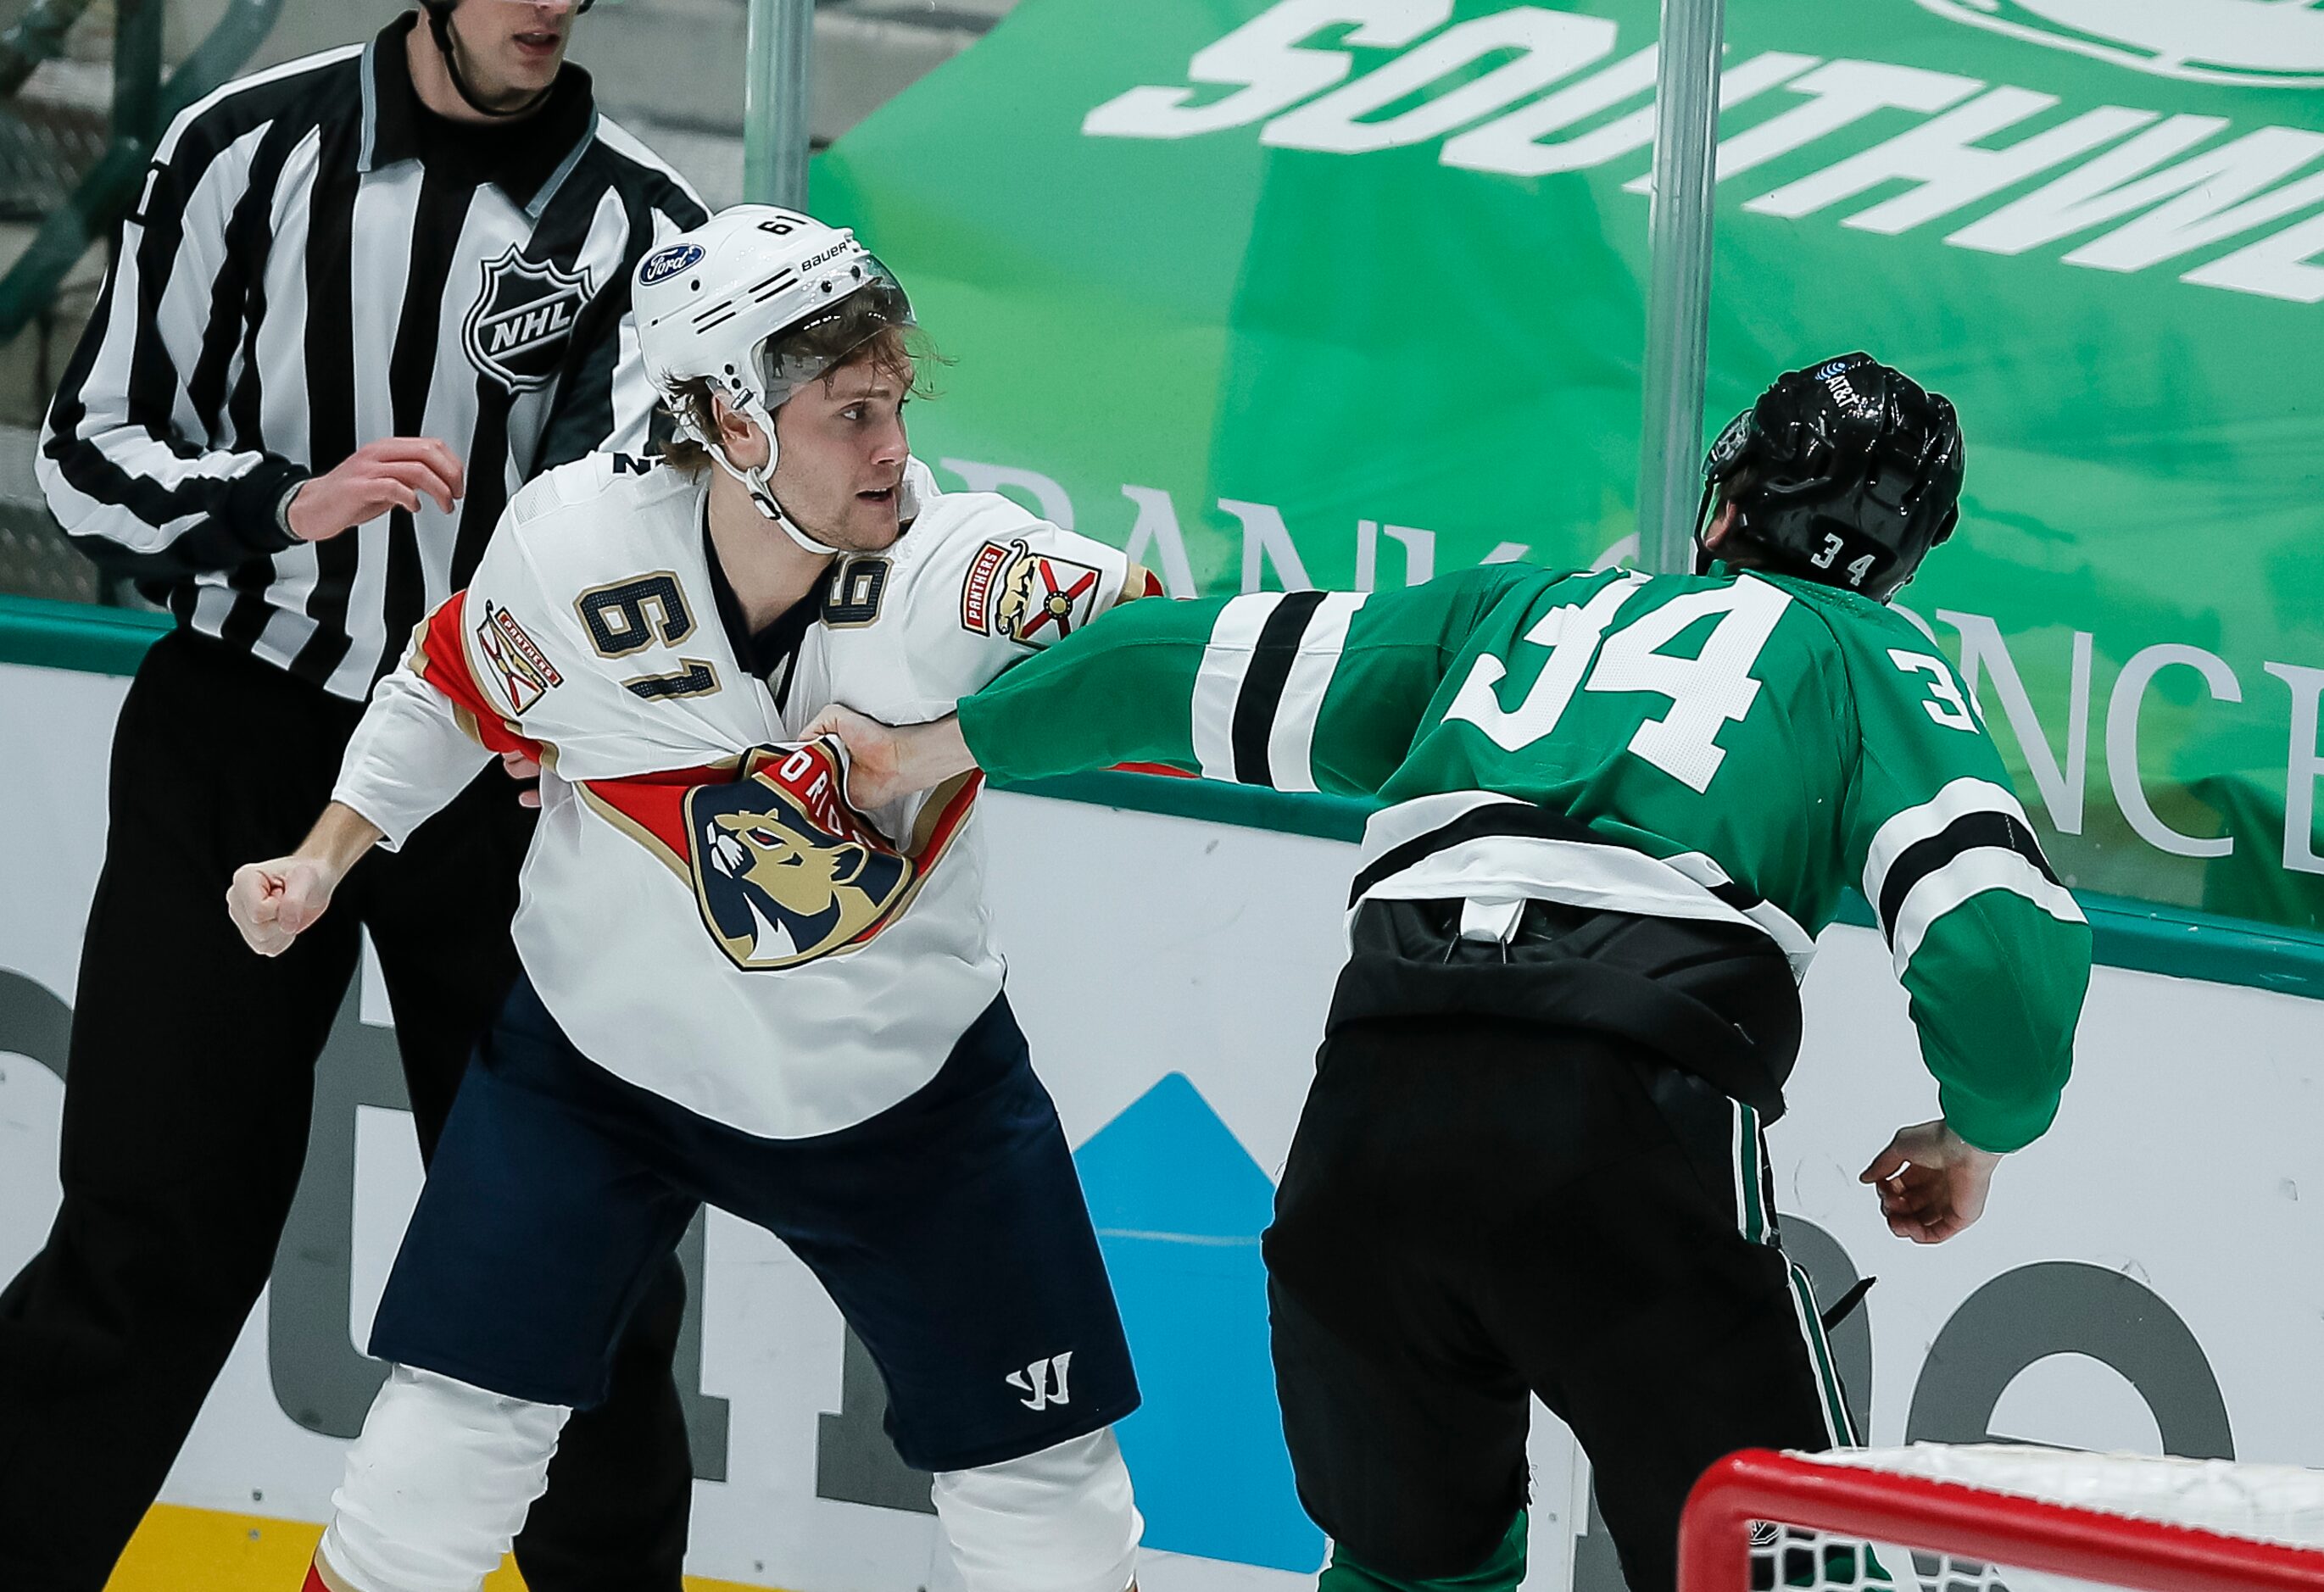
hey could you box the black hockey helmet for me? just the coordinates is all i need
[1695,352,1964,602]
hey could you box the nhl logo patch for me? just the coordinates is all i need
[463,246,594,394]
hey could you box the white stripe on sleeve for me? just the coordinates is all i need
[1190,593,1279,781]
[1890,847,2085,977]
[1861,776,2032,911]
[1264,591,1368,793]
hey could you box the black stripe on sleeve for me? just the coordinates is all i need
[530,185,632,472]
[206,119,309,649]
[47,142,251,537]
[592,142,708,233]
[1875,810,2059,946]
[1230,589,1326,786]
[186,115,302,439]
[284,111,365,689]
[43,67,343,565]
[216,356,286,648]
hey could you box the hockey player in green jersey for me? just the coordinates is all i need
[812,353,2092,1592]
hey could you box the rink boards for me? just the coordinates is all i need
[6,648,2324,1592]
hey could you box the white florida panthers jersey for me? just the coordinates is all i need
[334,453,1140,1138]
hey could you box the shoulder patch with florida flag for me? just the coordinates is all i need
[961,537,1106,647]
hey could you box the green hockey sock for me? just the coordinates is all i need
[1318,1508,1527,1592]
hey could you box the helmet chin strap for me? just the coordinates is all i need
[423,2,555,120]
[705,403,848,557]
[1689,478,1721,576]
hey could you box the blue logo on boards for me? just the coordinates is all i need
[1073,1073,1324,1573]
[639,242,705,286]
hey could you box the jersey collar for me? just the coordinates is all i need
[701,515,825,705]
[359,14,599,212]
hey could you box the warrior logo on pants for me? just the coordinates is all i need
[1006,1352,1074,1411]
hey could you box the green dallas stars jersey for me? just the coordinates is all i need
[958,562,2091,1154]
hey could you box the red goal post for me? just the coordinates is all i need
[1680,1448,2324,1592]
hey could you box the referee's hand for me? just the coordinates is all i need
[287,437,465,543]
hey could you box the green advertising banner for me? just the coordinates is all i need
[816,0,2324,932]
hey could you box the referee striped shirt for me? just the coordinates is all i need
[38,14,709,700]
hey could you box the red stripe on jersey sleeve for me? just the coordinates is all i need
[413,593,545,761]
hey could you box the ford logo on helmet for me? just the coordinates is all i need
[639,243,705,287]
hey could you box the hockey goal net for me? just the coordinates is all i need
[1679,1446,2324,1592]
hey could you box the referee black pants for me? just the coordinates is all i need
[1264,901,1854,1592]
[0,630,693,1591]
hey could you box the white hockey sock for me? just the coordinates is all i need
[317,1365,571,1592]
[933,1428,1142,1592]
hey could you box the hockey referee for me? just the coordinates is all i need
[1,5,708,1588]
[817,353,2094,1592]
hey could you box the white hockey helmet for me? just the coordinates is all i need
[633,205,917,553]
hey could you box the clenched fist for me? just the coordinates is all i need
[804,705,974,810]
[223,802,384,955]
[226,855,344,956]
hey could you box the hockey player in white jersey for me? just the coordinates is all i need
[224,207,1153,1592]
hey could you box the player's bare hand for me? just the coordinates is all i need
[807,705,910,808]
[226,855,344,957]
[1859,1120,2002,1244]
[499,749,543,809]
[287,438,466,543]
[805,706,975,810]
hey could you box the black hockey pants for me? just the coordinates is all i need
[0,630,693,1591]
[1263,897,1857,1592]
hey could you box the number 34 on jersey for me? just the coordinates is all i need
[1445,570,1985,793]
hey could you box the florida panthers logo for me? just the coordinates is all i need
[577,738,981,972]
[688,759,913,969]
